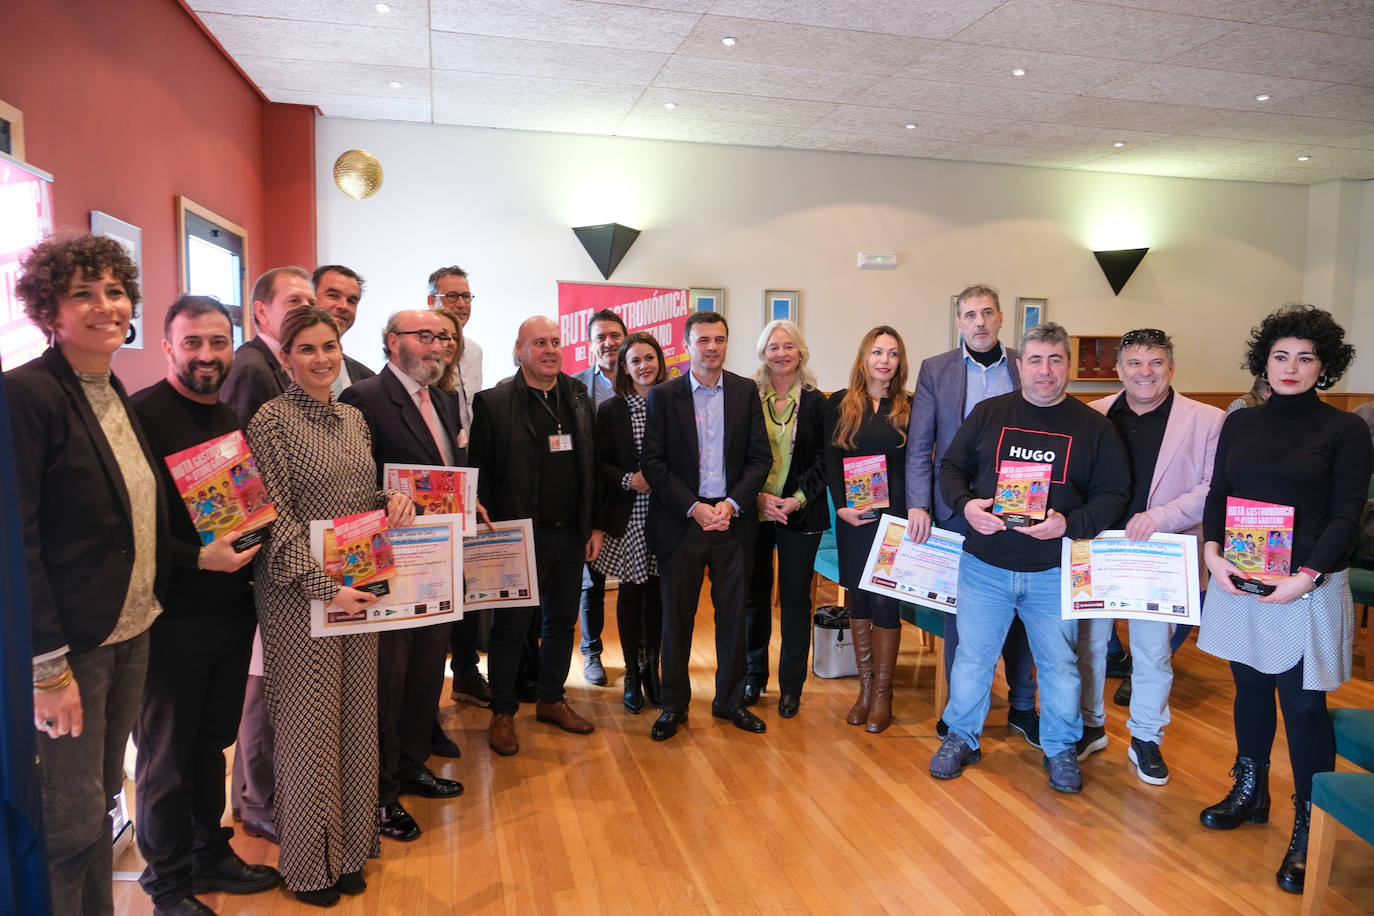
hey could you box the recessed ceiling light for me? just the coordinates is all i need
[389,80,404,88]
[1255,93,1270,101]
[664,101,677,109]
[1011,68,1026,77]
[1114,141,1125,148]
[721,37,737,46]
[1298,155,1310,161]
[375,3,391,12]
[904,123,916,129]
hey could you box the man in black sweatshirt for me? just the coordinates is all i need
[929,322,1129,794]
[131,295,281,915]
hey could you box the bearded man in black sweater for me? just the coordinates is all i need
[131,296,280,916]
[929,322,1130,795]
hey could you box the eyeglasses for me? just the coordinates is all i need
[1120,328,1170,349]
[434,292,475,305]
[395,330,454,345]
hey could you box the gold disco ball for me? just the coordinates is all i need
[333,149,384,200]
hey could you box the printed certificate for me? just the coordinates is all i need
[463,518,541,612]
[1061,531,1201,624]
[309,513,463,637]
[383,463,479,533]
[857,514,963,613]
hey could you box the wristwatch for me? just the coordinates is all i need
[1298,567,1325,587]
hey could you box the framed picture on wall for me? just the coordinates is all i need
[948,294,962,349]
[764,290,799,325]
[91,210,143,350]
[691,287,724,313]
[1016,297,1048,346]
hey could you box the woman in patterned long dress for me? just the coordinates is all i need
[824,326,911,734]
[246,306,416,907]
[1196,305,1371,895]
[592,331,667,713]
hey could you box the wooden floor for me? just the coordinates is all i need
[113,583,1374,915]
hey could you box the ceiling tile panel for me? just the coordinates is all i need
[1174,25,1374,84]
[197,12,428,66]
[952,0,1240,62]
[973,121,1169,153]
[235,54,431,98]
[1082,0,1292,22]
[1027,96,1224,133]
[934,141,1102,168]
[705,0,1009,40]
[853,77,1071,118]
[895,43,1130,94]
[633,87,837,127]
[266,89,433,122]
[429,33,669,84]
[615,114,796,146]
[188,0,430,29]
[1257,2,1374,40]
[431,70,641,133]
[652,56,879,103]
[825,105,992,141]
[1088,64,1332,111]
[674,15,937,75]
[1261,83,1374,123]
[1192,110,1374,146]
[430,0,701,51]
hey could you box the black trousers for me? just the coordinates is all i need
[617,576,663,663]
[1232,658,1334,802]
[134,612,254,907]
[447,613,482,680]
[487,526,584,715]
[744,523,821,695]
[377,621,452,804]
[659,522,751,714]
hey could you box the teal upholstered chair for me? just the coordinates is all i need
[1304,772,1374,913]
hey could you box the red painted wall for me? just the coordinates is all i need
[0,0,314,389]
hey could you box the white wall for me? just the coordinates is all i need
[316,118,1324,394]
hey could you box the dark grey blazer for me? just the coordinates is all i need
[220,336,289,427]
[340,365,463,481]
[906,345,1020,523]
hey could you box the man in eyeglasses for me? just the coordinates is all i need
[468,315,602,756]
[1077,328,1223,786]
[341,309,466,841]
[425,266,495,743]
[313,264,376,397]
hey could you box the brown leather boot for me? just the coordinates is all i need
[846,618,875,725]
[866,625,901,733]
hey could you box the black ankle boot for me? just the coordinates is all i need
[641,649,663,708]
[1199,756,1270,829]
[623,651,645,714]
[1276,795,1311,894]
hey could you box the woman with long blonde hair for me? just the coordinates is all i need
[824,326,911,732]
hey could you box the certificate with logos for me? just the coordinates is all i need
[857,514,963,613]
[1061,532,1201,624]
[463,518,540,612]
[309,514,463,637]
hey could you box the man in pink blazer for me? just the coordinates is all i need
[1078,329,1224,786]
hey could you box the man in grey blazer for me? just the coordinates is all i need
[906,284,1040,747]
[571,308,626,687]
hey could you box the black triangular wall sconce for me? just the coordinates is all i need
[573,223,641,280]
[1093,247,1149,296]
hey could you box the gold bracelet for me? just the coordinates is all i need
[33,668,74,692]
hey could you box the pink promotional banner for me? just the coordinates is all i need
[0,154,54,370]
[557,282,692,378]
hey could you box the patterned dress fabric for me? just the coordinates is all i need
[246,385,389,891]
[594,394,657,584]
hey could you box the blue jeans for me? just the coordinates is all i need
[943,553,1081,757]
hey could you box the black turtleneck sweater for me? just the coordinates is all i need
[1203,388,1371,574]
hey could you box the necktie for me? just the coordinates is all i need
[418,387,452,464]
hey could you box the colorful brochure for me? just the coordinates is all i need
[383,463,478,533]
[1224,497,1295,581]
[322,509,397,597]
[165,430,276,550]
[992,460,1051,527]
[843,455,889,516]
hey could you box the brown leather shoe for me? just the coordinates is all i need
[535,699,595,734]
[488,713,519,756]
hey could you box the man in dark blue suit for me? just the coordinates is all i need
[341,309,465,842]
[641,312,773,741]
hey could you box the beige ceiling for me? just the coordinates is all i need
[188,0,1374,185]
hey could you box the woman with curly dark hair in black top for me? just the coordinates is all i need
[1197,305,1371,895]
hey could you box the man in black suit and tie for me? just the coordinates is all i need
[341,309,465,842]
[641,311,773,741]
[313,264,377,396]
[220,265,316,842]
